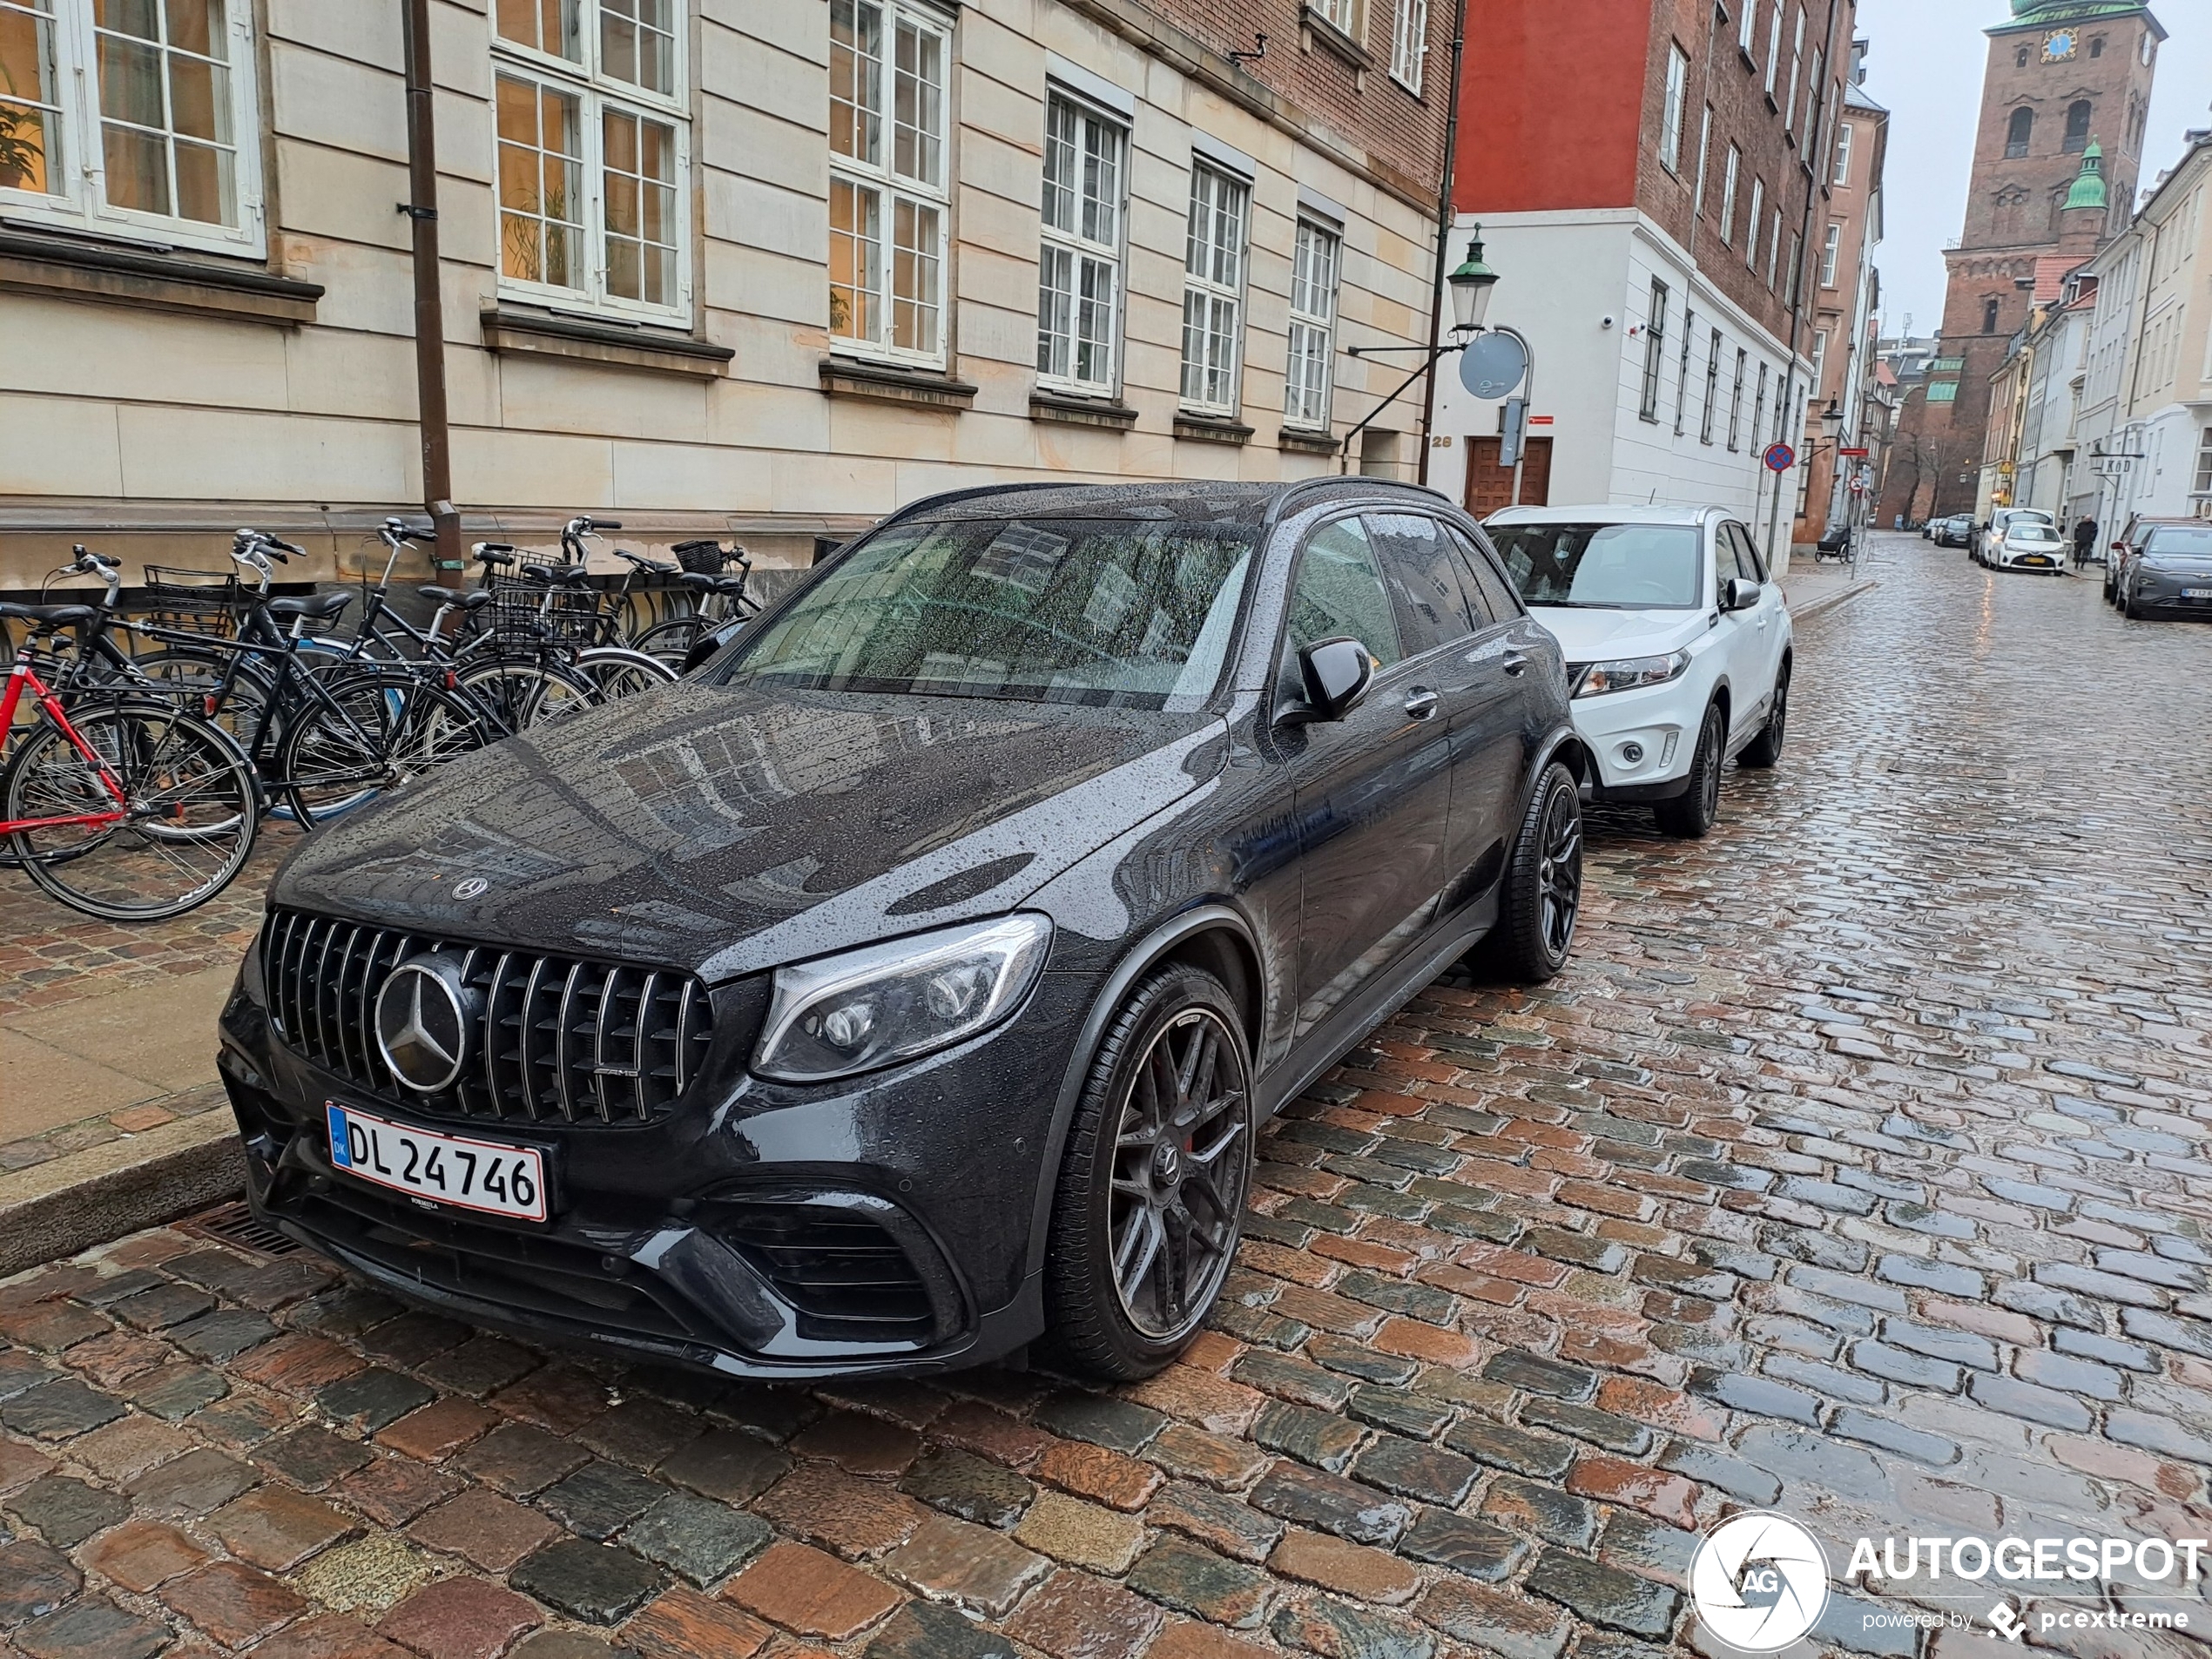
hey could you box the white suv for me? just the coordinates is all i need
[1484,505,1792,838]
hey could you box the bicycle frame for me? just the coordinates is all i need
[0,650,130,836]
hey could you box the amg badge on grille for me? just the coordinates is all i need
[374,954,480,1093]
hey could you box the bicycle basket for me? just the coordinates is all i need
[140,564,244,638]
[481,557,608,646]
[672,538,731,576]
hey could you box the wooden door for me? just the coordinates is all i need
[1462,436,1553,519]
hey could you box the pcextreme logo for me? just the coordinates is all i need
[1689,1512,1831,1652]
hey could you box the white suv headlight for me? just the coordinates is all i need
[1572,649,1692,698]
[752,914,1053,1083]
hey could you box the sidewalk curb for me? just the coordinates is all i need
[1790,577,1878,623]
[0,1109,241,1278]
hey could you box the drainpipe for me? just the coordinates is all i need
[1415,0,1472,487]
[402,0,461,569]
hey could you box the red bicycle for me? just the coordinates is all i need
[2,601,258,921]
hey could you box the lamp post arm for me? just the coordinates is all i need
[1338,346,1457,475]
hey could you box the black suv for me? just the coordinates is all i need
[219,480,1588,1384]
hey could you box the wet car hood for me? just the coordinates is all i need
[270,681,1229,980]
[1529,605,1709,662]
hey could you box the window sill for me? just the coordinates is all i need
[820,355,978,410]
[1031,389,1138,429]
[0,227,320,326]
[1302,11,1374,82]
[1278,427,1341,455]
[481,306,732,377]
[1175,412,1254,446]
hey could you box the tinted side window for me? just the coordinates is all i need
[1730,523,1769,582]
[1368,513,1477,657]
[1285,518,1403,671]
[1445,524,1524,623]
[1712,525,1749,593]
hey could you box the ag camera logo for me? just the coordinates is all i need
[1689,1512,1831,1651]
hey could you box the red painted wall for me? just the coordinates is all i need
[1453,0,1656,214]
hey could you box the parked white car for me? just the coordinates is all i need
[1484,505,1792,838]
[1979,507,2056,566]
[1987,518,2068,573]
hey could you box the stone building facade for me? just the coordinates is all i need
[1791,72,1885,543]
[1878,0,2161,527]
[0,0,1452,588]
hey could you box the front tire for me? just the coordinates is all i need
[1655,703,1725,839]
[1044,965,1253,1384]
[1484,761,1582,984]
[1738,661,1789,768]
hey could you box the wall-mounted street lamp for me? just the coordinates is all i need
[1448,232,1500,334]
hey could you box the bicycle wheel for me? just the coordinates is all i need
[129,646,275,743]
[451,656,599,732]
[4,703,258,921]
[630,615,705,673]
[276,668,489,826]
[572,646,680,704]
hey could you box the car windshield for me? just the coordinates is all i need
[1489,523,1702,610]
[713,517,1255,711]
[2145,527,2212,558]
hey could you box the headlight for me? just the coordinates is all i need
[752,913,1053,1083]
[1572,649,1692,698]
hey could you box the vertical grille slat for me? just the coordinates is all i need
[260,908,709,1129]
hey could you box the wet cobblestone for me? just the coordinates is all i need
[3,539,2211,1656]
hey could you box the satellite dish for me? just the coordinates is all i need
[1459,332,1528,399]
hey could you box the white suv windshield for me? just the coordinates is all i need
[1489,523,1703,610]
[717,518,1254,711]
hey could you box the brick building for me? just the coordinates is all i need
[1428,0,1859,569]
[1878,0,2161,527]
[0,0,1453,589]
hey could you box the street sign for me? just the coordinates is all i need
[1527,414,1554,426]
[1838,446,1869,457]
[1459,331,1528,399]
[1499,396,1527,468]
[1850,476,1867,493]
[1764,442,1796,473]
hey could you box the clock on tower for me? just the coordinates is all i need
[2042,27,2080,58]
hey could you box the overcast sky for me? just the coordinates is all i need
[1854,0,2212,339]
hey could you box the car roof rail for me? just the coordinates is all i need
[876,480,1073,529]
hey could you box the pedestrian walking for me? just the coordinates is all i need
[2073,515,2098,567]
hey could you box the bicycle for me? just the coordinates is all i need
[0,604,258,920]
[456,531,678,716]
[630,539,761,671]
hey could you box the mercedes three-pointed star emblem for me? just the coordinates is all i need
[374,955,476,1093]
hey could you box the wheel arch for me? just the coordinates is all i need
[1023,903,1269,1283]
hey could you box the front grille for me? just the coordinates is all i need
[262,908,712,1125]
[720,1203,937,1345]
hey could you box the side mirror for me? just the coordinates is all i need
[1282,637,1374,725]
[1723,576,1763,611]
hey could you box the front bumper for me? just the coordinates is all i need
[2128,572,2212,614]
[218,954,1085,1380]
[1993,549,2065,571]
[1569,678,1696,799]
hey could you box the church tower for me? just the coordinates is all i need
[1882,0,2161,523]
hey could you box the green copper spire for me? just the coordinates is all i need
[2065,140,2107,211]
[2006,0,2151,22]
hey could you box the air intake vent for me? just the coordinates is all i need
[262,908,712,1125]
[720,1204,937,1345]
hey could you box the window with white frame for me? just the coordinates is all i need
[1764,1,1783,94]
[1783,6,1804,127]
[1729,347,1747,449]
[1739,0,1758,57]
[1819,220,1841,287]
[1389,0,1426,92]
[1745,177,1763,268]
[1675,307,1695,434]
[1693,104,1712,214]
[1720,145,1740,243]
[1811,328,1828,394]
[1180,161,1249,415]
[1803,48,1823,146]
[1786,228,1802,303]
[0,0,265,256]
[494,0,690,320]
[1751,361,1768,453]
[1832,120,1853,186]
[2193,427,2212,497]
[1702,328,1722,443]
[1035,91,1126,395]
[1284,218,1339,429]
[1661,44,1687,174]
[828,0,950,363]
[1310,0,1360,43]
[1767,206,1782,288]
[1639,279,1668,422]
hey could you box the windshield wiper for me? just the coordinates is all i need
[1529,599,1629,609]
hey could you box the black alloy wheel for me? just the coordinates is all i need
[1481,761,1583,983]
[1046,964,1254,1381]
[1738,662,1789,768]
[1655,703,1725,839]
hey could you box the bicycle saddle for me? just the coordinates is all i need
[419,586,494,610]
[519,563,592,586]
[266,591,354,621]
[0,601,98,630]
[677,573,748,594]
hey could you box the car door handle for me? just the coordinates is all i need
[1404,688,1440,718]
[1502,653,1529,676]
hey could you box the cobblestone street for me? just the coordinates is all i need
[4,533,2210,1659]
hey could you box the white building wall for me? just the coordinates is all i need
[1428,210,1811,555]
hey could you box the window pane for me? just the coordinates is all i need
[495,0,578,60]
[498,76,582,289]
[600,0,672,92]
[102,121,167,213]
[1075,254,1113,385]
[172,134,230,221]
[98,30,164,126]
[1041,98,1074,232]
[1081,116,1118,245]
[829,0,881,165]
[94,0,157,39]
[1288,518,1402,670]
[162,0,220,58]
[166,54,225,142]
[1037,243,1072,377]
[830,175,880,341]
[893,17,941,185]
[891,195,939,352]
[602,106,677,305]
[0,0,65,195]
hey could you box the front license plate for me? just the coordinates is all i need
[327,1103,547,1222]
[2022,556,2050,566]
[2184,589,2212,600]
